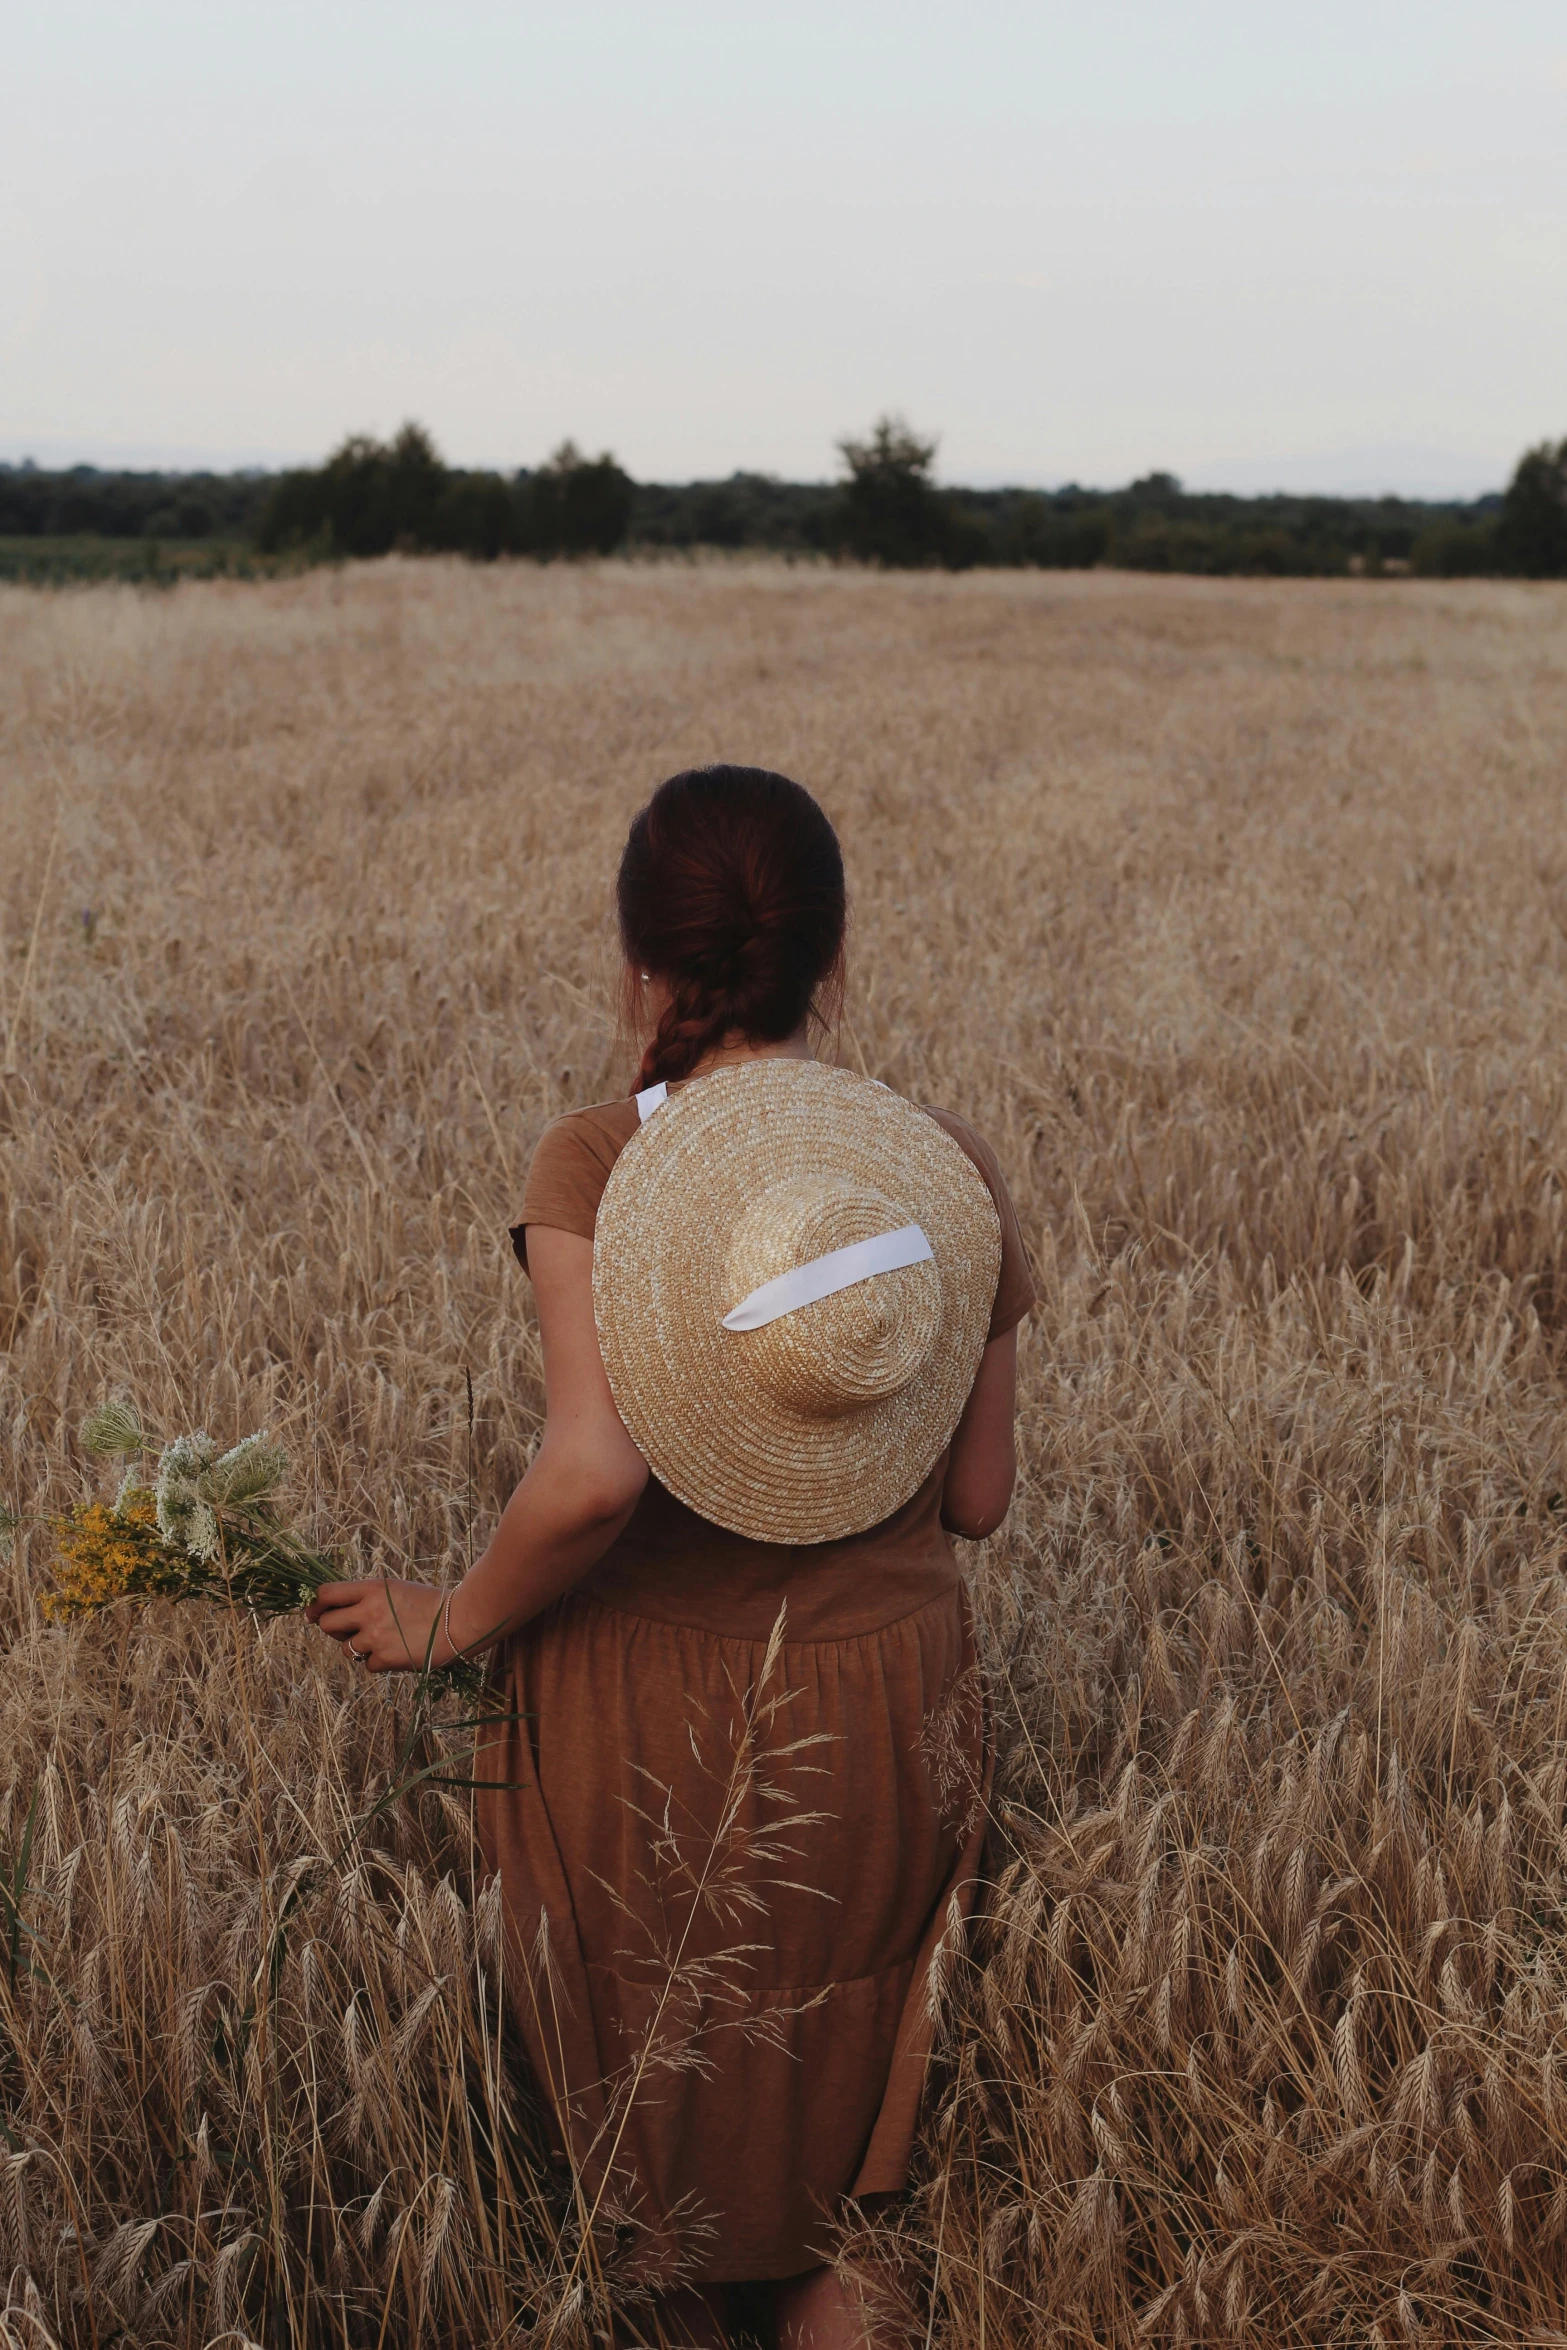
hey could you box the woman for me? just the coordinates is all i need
[308,766,1033,2348]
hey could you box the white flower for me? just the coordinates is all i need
[152,1426,283,1562]
[183,1501,222,1564]
[154,1432,219,1556]
[81,1398,145,1458]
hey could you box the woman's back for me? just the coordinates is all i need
[513,1087,1033,1635]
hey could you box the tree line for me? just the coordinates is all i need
[2,418,1564,578]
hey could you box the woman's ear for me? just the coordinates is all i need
[619,961,671,1076]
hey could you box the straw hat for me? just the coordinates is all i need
[592,1060,1002,1543]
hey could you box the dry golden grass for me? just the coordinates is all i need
[2,558,1567,2347]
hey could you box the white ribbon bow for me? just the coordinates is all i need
[722,1224,933,1332]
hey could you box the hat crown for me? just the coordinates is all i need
[724,1174,942,1421]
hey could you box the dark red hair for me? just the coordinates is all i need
[618,765,847,1090]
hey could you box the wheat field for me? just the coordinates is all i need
[2,559,1566,2347]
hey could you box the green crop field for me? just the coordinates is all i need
[0,537,262,586]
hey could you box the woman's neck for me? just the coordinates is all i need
[686,1026,814,1080]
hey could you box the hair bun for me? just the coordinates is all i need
[618,767,846,1091]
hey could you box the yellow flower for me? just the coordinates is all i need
[44,1489,184,1623]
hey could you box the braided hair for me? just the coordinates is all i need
[617,766,846,1092]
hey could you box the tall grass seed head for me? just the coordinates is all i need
[207,1430,288,1509]
[81,1396,145,1457]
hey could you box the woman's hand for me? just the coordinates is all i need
[306,1577,454,1674]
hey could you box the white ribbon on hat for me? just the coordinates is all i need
[722,1223,933,1332]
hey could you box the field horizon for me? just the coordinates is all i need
[3,559,1567,2345]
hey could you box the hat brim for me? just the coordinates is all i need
[592,1061,1001,1544]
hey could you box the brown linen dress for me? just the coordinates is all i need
[475,1091,1033,2282]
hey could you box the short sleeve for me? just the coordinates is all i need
[508,1104,635,1274]
[923,1109,1035,1340]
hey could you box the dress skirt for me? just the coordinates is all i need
[474,1475,990,2283]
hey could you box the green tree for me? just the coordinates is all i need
[381,421,445,545]
[257,422,449,557]
[523,441,634,556]
[1498,439,1567,577]
[835,415,954,567]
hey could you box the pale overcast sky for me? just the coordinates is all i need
[3,1,1564,494]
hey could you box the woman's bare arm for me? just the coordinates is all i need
[940,1327,1019,1539]
[307,1227,647,1670]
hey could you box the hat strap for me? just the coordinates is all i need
[722,1224,933,1332]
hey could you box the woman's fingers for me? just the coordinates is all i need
[318,1609,386,1668]
[305,1579,373,1621]
[314,1607,362,1636]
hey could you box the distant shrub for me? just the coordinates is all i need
[628,474,838,555]
[521,442,635,557]
[256,427,634,563]
[685,481,756,549]
[1497,439,1567,577]
[1411,517,1501,577]
[1001,498,1111,569]
[0,464,268,544]
[1115,517,1201,574]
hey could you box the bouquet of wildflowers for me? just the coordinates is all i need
[25,1400,478,1693]
[41,1401,338,1625]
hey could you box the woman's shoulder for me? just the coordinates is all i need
[540,1095,643,1161]
[510,1097,641,1270]
[920,1103,991,1162]
[918,1104,1011,1197]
